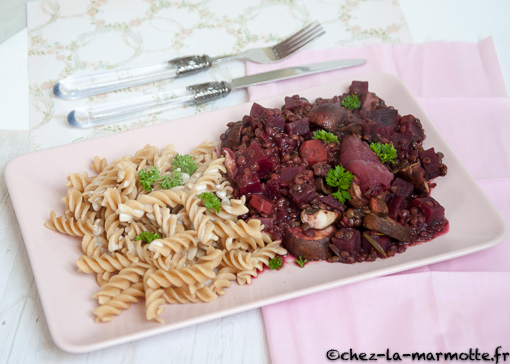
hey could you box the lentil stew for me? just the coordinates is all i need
[220,81,448,264]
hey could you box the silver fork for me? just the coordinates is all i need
[54,21,325,99]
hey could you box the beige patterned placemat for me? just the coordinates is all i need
[27,0,412,151]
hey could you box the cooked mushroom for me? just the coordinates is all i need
[300,208,340,230]
[399,162,429,195]
[362,213,411,242]
[283,225,336,261]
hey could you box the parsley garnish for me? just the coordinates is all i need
[296,256,308,268]
[135,231,161,244]
[341,94,361,111]
[138,166,162,192]
[268,256,283,270]
[199,192,221,213]
[326,165,354,203]
[158,169,184,189]
[312,130,339,144]
[138,166,184,191]
[370,142,397,164]
[172,154,198,176]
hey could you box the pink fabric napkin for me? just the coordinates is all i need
[245,38,510,363]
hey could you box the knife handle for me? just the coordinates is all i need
[54,55,212,99]
[68,81,231,128]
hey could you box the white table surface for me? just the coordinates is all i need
[1,1,509,363]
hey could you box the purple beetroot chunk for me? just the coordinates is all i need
[250,102,265,119]
[264,178,281,199]
[361,92,383,111]
[284,96,308,110]
[387,194,405,220]
[366,108,399,129]
[399,114,424,143]
[390,177,415,198]
[411,196,445,227]
[285,118,310,136]
[361,231,391,255]
[299,139,327,166]
[265,115,285,132]
[249,194,275,215]
[331,228,361,260]
[419,148,441,179]
[235,171,263,196]
[240,141,274,178]
[279,166,303,187]
[349,81,369,96]
[319,194,346,211]
[391,132,413,155]
[288,183,317,206]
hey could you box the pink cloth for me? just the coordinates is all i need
[245,38,510,363]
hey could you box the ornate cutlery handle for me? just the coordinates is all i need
[54,56,212,99]
[68,81,231,128]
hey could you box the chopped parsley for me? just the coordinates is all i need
[268,256,283,270]
[199,192,221,213]
[341,94,361,111]
[370,142,397,164]
[172,153,198,176]
[326,165,354,203]
[312,130,339,144]
[135,231,161,244]
[296,256,308,268]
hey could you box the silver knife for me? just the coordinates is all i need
[68,59,366,128]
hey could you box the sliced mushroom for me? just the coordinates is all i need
[283,225,336,261]
[399,162,429,195]
[300,208,340,230]
[362,213,411,242]
[348,181,368,208]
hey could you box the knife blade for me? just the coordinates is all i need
[68,59,366,128]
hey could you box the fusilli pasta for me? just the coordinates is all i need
[45,141,286,323]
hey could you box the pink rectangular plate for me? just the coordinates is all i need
[5,73,506,353]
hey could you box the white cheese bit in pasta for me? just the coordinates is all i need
[147,240,163,252]
[181,172,190,182]
[108,236,123,252]
[93,220,103,235]
[118,213,133,222]
[215,188,229,205]
[194,184,207,193]
[206,167,219,174]
[122,180,130,188]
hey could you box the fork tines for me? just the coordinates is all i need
[273,20,325,58]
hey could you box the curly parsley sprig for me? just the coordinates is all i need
[268,256,283,270]
[341,94,361,111]
[138,153,197,191]
[326,165,354,203]
[199,192,221,213]
[135,231,161,244]
[312,130,339,144]
[138,166,163,192]
[370,142,397,164]
[172,153,198,176]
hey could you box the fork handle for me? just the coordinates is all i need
[54,55,212,99]
[67,81,231,128]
